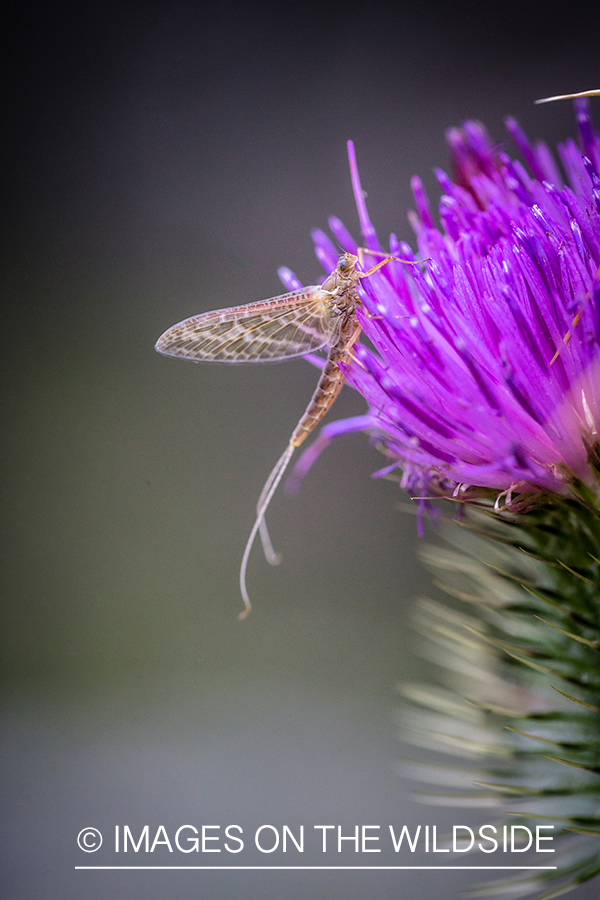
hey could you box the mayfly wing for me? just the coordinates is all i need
[155,286,336,362]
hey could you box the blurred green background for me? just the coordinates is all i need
[2,2,599,897]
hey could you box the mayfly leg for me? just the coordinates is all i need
[356,246,430,275]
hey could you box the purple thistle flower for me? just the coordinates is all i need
[304,101,600,511]
[301,100,600,897]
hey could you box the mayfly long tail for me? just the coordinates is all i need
[239,442,296,619]
[258,518,282,567]
[256,451,291,567]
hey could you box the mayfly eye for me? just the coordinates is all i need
[337,256,349,272]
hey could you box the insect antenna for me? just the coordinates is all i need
[239,442,296,619]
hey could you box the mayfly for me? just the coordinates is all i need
[156,250,420,618]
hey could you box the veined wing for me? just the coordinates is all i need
[155,286,337,362]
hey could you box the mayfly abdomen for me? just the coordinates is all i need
[291,320,362,448]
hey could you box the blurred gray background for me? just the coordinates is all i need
[2,2,598,897]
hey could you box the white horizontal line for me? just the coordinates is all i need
[75,865,557,871]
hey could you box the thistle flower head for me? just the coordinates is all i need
[309,100,600,509]
[306,101,600,898]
